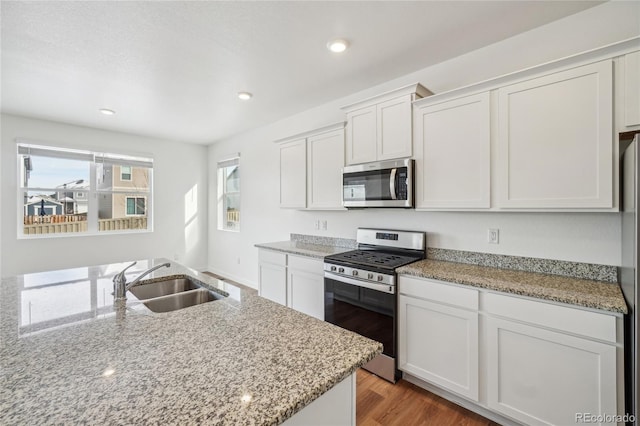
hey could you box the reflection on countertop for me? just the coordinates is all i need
[0,259,381,425]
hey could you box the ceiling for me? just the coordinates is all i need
[1,1,603,145]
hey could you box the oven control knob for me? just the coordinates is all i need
[338,267,344,273]
[368,273,373,280]
[352,270,358,276]
[377,275,384,282]
[330,266,337,272]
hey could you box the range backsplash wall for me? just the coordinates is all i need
[208,1,639,288]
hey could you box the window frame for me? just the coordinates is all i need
[217,155,240,232]
[17,140,154,239]
[125,196,147,216]
[120,165,132,181]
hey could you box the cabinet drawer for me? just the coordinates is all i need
[399,276,478,310]
[483,292,617,343]
[288,254,323,274]
[259,250,287,266]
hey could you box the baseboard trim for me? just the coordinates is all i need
[205,265,258,290]
[402,373,521,426]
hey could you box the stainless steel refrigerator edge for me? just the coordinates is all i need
[621,134,640,423]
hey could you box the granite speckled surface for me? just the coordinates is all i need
[290,233,357,249]
[0,259,382,425]
[428,248,618,282]
[398,259,627,314]
[255,238,354,259]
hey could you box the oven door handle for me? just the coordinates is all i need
[389,168,397,200]
[325,271,395,294]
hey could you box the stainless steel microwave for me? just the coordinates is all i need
[342,158,414,208]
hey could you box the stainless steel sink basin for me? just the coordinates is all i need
[142,289,224,313]
[129,278,201,300]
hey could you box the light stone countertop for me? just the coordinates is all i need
[254,240,352,259]
[398,259,627,314]
[0,259,381,425]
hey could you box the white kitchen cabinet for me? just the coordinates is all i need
[485,316,617,426]
[258,249,324,320]
[288,255,325,320]
[307,128,344,210]
[496,60,613,209]
[342,83,432,165]
[398,274,624,425]
[624,51,640,128]
[279,139,306,209]
[258,250,287,306]
[275,122,345,210]
[413,92,490,209]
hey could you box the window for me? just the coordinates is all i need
[217,155,240,231]
[120,165,132,181]
[18,141,153,238]
[126,197,146,215]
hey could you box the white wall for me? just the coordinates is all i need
[208,1,640,288]
[1,114,209,277]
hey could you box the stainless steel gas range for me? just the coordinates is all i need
[323,228,426,383]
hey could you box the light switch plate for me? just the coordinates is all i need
[488,229,499,244]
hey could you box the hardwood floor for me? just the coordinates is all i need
[356,369,499,426]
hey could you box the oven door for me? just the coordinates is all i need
[324,273,396,359]
[342,159,413,208]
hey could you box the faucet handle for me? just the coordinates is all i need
[113,261,137,283]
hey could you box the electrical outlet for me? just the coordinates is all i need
[321,220,328,231]
[237,257,241,265]
[488,229,499,244]
[314,220,320,230]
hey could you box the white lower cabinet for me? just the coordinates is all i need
[258,249,324,320]
[486,316,617,426]
[398,274,623,426]
[398,290,479,400]
[258,250,287,305]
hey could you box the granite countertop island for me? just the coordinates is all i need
[0,259,381,425]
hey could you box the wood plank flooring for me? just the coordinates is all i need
[357,369,499,426]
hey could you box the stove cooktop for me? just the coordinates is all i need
[324,249,422,272]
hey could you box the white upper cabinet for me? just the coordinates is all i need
[276,122,346,210]
[624,51,640,128]
[496,60,614,209]
[278,139,307,209]
[342,83,432,165]
[345,105,377,164]
[413,92,491,209]
[307,129,345,210]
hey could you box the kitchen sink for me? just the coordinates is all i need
[129,278,202,300]
[127,276,226,313]
[142,289,224,313]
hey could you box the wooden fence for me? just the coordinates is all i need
[23,216,148,235]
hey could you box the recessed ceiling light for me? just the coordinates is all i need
[238,92,253,101]
[327,39,349,53]
[99,108,116,116]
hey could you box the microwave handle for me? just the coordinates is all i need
[390,168,397,200]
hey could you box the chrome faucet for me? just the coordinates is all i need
[113,261,171,301]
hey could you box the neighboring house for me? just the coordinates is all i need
[56,179,89,214]
[24,195,63,216]
[97,164,149,219]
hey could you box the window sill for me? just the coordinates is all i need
[17,228,154,240]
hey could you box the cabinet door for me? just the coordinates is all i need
[279,139,306,208]
[625,51,640,127]
[486,316,617,426]
[288,268,324,320]
[414,92,490,209]
[497,60,613,209]
[377,95,413,160]
[258,262,287,306]
[398,295,479,401]
[345,105,377,165]
[307,129,345,210]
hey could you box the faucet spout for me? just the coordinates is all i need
[113,261,171,302]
